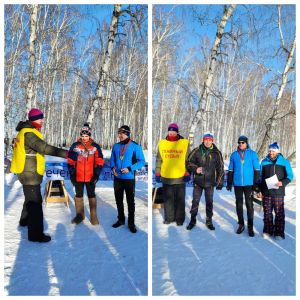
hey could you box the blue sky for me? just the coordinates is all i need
[156,4,295,85]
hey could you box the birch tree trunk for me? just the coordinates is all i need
[87,4,121,125]
[26,4,38,112]
[188,4,236,146]
[257,34,296,158]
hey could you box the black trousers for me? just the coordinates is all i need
[22,185,44,239]
[190,184,214,220]
[163,183,185,224]
[114,178,135,225]
[74,182,96,198]
[234,186,253,226]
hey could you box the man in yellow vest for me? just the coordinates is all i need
[11,108,68,243]
[155,123,190,225]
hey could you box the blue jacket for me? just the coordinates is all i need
[228,147,260,186]
[260,153,293,196]
[110,139,145,180]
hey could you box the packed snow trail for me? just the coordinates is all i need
[153,185,295,296]
[4,178,148,296]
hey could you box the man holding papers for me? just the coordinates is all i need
[260,142,293,240]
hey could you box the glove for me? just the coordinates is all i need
[68,166,76,184]
[226,185,232,192]
[91,174,99,185]
[184,171,191,183]
[216,185,223,190]
[155,172,161,183]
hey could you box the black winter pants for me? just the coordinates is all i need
[114,178,135,225]
[163,183,185,224]
[74,182,96,198]
[234,186,253,226]
[22,185,44,240]
[190,184,214,221]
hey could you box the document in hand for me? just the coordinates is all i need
[265,174,279,189]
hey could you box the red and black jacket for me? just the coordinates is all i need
[68,138,104,182]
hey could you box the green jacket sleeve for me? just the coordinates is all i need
[25,132,67,158]
[155,146,162,174]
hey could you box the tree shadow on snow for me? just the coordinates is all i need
[98,195,148,295]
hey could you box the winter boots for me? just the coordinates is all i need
[186,216,196,230]
[112,220,125,228]
[248,225,255,237]
[88,197,99,225]
[72,197,85,224]
[29,233,51,243]
[205,218,215,230]
[236,224,245,234]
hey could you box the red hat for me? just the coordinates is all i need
[28,108,44,121]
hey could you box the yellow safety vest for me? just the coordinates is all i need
[10,128,45,175]
[158,139,189,178]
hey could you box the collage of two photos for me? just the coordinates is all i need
[3,2,296,297]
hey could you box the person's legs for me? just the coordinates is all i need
[163,184,176,223]
[113,179,125,227]
[244,186,254,236]
[234,186,245,233]
[187,184,203,230]
[124,179,136,229]
[204,186,215,230]
[72,182,85,224]
[174,183,185,225]
[262,195,274,235]
[274,196,285,239]
[23,185,50,242]
[86,182,99,225]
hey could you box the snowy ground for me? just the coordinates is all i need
[4,175,148,296]
[152,184,296,296]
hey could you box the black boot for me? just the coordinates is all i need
[236,224,245,234]
[206,218,215,230]
[28,233,51,243]
[128,224,137,233]
[112,220,125,228]
[186,216,196,230]
[248,225,255,237]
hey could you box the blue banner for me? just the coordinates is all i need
[45,161,148,181]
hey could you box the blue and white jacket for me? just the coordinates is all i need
[260,153,293,196]
[110,139,145,180]
[228,147,260,186]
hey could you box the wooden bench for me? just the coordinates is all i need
[45,180,69,207]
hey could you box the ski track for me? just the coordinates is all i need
[153,185,296,296]
[4,178,148,296]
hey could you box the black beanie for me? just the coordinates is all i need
[238,135,248,144]
[118,125,131,137]
[80,123,91,136]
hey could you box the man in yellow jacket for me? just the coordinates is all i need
[11,108,67,243]
[155,123,190,225]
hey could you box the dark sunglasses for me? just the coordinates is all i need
[238,141,246,144]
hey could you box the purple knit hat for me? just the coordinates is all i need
[168,123,179,133]
[28,108,44,121]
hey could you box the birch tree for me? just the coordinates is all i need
[25,4,38,113]
[188,4,236,146]
[87,4,121,126]
[257,34,296,157]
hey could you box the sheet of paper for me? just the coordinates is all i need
[265,174,279,189]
